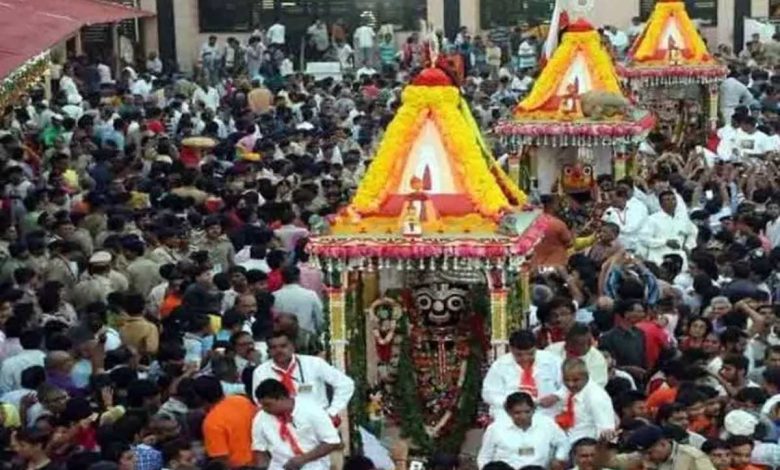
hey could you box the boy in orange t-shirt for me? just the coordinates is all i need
[196,375,258,467]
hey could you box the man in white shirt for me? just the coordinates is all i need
[735,116,772,160]
[552,358,617,444]
[200,36,221,85]
[482,330,562,421]
[717,113,745,162]
[547,324,608,387]
[335,40,354,71]
[252,378,341,470]
[0,365,43,410]
[720,71,753,123]
[605,26,629,56]
[273,267,323,334]
[267,19,286,46]
[641,190,697,268]
[356,64,377,79]
[476,392,569,469]
[766,200,780,248]
[146,52,163,75]
[97,60,113,85]
[601,187,648,254]
[353,24,376,67]
[130,74,152,99]
[251,331,354,419]
[0,329,45,393]
[627,17,645,40]
[193,81,220,113]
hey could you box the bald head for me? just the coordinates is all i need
[563,357,589,394]
[563,357,588,375]
[45,351,74,373]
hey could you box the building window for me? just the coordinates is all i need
[685,0,717,26]
[481,0,554,29]
[639,0,654,20]
[366,0,427,30]
[198,0,254,32]
[200,0,426,33]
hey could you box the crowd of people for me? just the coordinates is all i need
[3,9,780,470]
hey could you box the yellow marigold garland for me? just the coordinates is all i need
[518,30,622,115]
[633,1,709,62]
[458,96,528,207]
[352,84,512,218]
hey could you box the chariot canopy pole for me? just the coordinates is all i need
[708,83,719,131]
[487,268,509,360]
[326,270,350,451]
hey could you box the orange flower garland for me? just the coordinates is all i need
[633,1,710,63]
[517,30,623,119]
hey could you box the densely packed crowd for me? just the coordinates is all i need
[3,12,780,470]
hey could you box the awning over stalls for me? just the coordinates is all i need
[0,0,154,79]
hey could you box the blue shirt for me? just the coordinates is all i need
[100,130,125,150]
[135,443,163,470]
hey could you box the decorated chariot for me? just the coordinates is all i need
[494,20,655,195]
[308,67,547,458]
[619,0,727,141]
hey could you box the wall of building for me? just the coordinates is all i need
[139,0,159,57]
[460,0,480,34]
[421,0,771,49]
[148,0,773,74]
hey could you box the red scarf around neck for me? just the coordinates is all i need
[273,358,298,396]
[277,411,304,456]
[519,363,538,398]
[555,393,576,430]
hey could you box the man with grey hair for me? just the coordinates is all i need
[551,358,617,444]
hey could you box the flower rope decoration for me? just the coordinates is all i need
[0,52,50,110]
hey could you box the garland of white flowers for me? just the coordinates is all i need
[0,51,50,109]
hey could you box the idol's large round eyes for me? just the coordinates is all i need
[583,167,592,176]
[446,296,465,312]
[416,296,432,311]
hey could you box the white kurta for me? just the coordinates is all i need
[252,399,341,470]
[546,342,608,387]
[476,413,569,469]
[640,209,698,267]
[251,354,355,416]
[553,381,617,444]
[482,351,563,420]
[601,198,648,253]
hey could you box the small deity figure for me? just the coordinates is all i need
[401,205,423,236]
[667,36,682,65]
[400,175,438,236]
[366,387,385,437]
[373,318,397,364]
[560,78,582,115]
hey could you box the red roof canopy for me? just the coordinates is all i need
[0,0,153,79]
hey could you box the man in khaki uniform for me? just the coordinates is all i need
[80,193,108,240]
[122,237,161,298]
[45,240,81,294]
[150,228,186,265]
[197,216,235,273]
[611,425,716,470]
[118,293,159,357]
[71,251,129,311]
